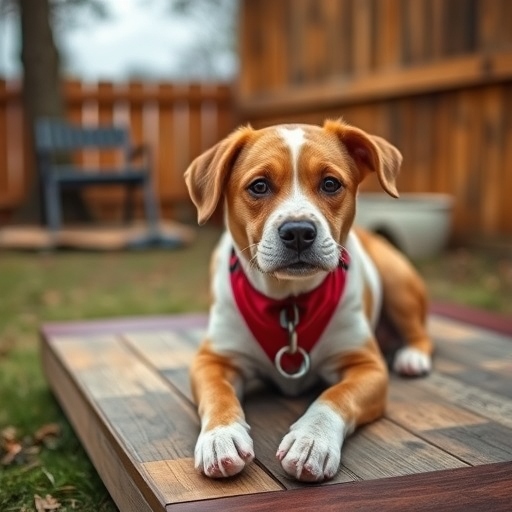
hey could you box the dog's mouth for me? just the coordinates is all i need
[275,260,324,277]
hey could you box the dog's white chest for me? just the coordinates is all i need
[206,231,382,396]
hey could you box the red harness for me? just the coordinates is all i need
[229,249,350,375]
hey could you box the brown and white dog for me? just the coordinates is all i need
[184,120,433,483]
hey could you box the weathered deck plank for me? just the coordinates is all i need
[41,311,512,511]
[44,330,283,512]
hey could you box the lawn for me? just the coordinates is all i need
[0,226,510,511]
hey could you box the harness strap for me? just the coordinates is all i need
[229,248,350,376]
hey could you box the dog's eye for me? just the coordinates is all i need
[320,177,343,194]
[248,179,270,196]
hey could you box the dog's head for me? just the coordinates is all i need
[185,120,401,280]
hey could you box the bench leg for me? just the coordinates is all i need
[142,178,160,232]
[43,178,62,232]
[124,184,136,224]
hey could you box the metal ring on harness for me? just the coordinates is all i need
[274,346,311,379]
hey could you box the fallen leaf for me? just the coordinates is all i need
[34,494,61,511]
[1,425,17,443]
[34,423,61,448]
[1,423,61,467]
[0,426,23,465]
[0,439,22,465]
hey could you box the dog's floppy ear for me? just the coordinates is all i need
[324,119,402,197]
[184,126,254,225]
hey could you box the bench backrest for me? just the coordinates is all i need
[35,118,129,152]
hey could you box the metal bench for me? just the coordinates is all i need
[35,118,160,233]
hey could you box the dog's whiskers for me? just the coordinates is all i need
[248,253,261,271]
[239,242,259,257]
[334,242,348,254]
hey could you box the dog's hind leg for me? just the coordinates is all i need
[356,228,433,376]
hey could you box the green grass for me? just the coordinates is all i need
[415,247,512,315]
[0,226,221,512]
[0,228,510,511]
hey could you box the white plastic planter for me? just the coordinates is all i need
[355,193,454,259]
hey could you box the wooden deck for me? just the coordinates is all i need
[0,222,194,251]
[40,310,512,512]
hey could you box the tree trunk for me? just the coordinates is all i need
[14,0,91,225]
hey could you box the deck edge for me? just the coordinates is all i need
[40,331,165,512]
[169,461,512,512]
[430,302,512,337]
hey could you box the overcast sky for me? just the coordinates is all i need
[0,0,237,81]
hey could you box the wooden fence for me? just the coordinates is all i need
[0,79,235,222]
[238,0,512,242]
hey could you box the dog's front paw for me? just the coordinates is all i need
[276,403,345,482]
[393,347,431,376]
[194,421,254,478]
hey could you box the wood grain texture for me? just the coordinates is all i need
[41,334,161,512]
[142,458,281,504]
[236,0,512,240]
[412,373,512,429]
[341,419,467,479]
[40,307,512,511]
[44,329,282,509]
[388,380,512,465]
[172,462,512,512]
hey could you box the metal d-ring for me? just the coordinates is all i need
[274,346,311,379]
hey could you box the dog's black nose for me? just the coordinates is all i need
[278,221,317,251]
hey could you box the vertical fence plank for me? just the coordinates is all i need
[431,94,451,194]
[173,85,190,211]
[238,0,256,98]
[127,81,144,148]
[305,0,331,83]
[480,86,504,236]
[398,99,415,193]
[374,0,402,70]
[217,85,235,138]
[429,0,445,60]
[402,0,429,65]
[502,87,512,234]
[266,0,288,90]
[65,79,85,169]
[411,96,433,194]
[0,80,9,207]
[451,90,472,238]
[0,81,30,213]
[188,84,202,178]
[466,89,484,238]
[81,82,100,170]
[331,0,353,77]
[79,82,103,220]
[156,83,174,212]
[352,0,374,75]
[6,80,26,204]
[289,0,309,87]
[477,0,503,52]
[97,81,123,219]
